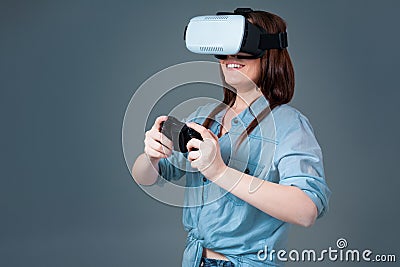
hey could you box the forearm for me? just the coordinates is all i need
[131,153,160,186]
[211,166,318,227]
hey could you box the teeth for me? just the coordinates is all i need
[227,63,243,69]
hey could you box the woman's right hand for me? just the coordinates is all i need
[144,116,174,161]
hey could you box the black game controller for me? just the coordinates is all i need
[160,116,203,153]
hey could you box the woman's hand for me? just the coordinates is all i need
[143,116,174,161]
[186,122,227,181]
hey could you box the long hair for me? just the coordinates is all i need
[202,10,295,148]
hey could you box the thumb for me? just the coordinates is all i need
[208,129,219,141]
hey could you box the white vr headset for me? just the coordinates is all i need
[184,8,288,59]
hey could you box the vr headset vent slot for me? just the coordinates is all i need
[204,16,229,20]
[199,46,224,52]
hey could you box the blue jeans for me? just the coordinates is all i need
[200,257,234,267]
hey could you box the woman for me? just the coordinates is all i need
[132,9,331,267]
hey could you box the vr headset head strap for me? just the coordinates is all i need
[217,7,288,51]
[216,7,253,16]
[260,32,288,50]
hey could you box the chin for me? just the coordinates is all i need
[224,75,257,90]
[223,72,247,86]
[225,78,243,88]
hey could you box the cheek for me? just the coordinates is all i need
[220,64,227,75]
[245,62,262,81]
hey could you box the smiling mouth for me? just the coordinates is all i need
[226,63,245,69]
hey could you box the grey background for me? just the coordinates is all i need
[1,0,399,266]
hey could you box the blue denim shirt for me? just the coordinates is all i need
[156,96,331,267]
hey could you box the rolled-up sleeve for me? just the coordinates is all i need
[275,112,331,218]
[156,151,188,186]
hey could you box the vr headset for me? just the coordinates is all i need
[184,8,288,59]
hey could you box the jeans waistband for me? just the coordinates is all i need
[200,257,234,267]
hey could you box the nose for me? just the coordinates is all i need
[227,55,239,59]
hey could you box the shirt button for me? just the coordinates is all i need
[233,118,239,124]
[203,177,207,182]
[244,168,250,174]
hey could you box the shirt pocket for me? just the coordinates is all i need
[220,158,265,206]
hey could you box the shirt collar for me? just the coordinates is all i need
[214,95,270,127]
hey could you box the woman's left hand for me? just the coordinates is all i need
[186,122,227,181]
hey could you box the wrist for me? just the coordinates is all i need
[145,154,161,166]
[205,163,228,182]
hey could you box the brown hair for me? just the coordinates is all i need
[202,10,295,148]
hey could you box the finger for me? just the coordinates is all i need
[207,129,219,142]
[190,160,198,170]
[187,150,201,161]
[146,137,172,156]
[145,146,169,159]
[147,130,174,150]
[186,138,202,152]
[159,133,174,150]
[152,115,169,131]
[186,122,213,140]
